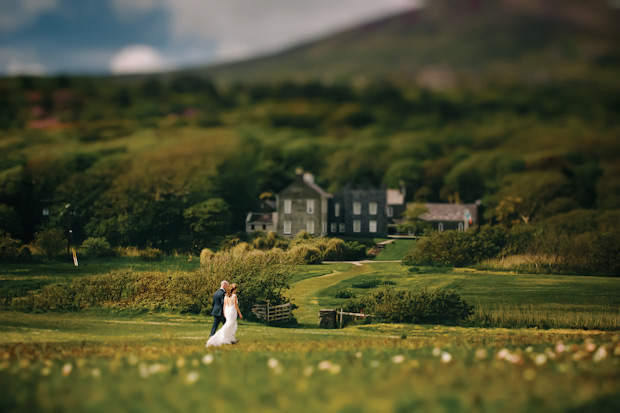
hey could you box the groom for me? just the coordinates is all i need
[210,280,229,336]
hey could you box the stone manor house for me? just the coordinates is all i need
[245,170,479,238]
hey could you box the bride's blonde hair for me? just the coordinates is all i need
[226,283,237,297]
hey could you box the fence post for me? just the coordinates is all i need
[266,300,270,325]
[339,307,343,329]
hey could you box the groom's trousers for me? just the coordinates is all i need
[210,315,226,336]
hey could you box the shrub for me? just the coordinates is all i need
[335,289,356,299]
[118,246,164,261]
[344,286,473,325]
[80,237,116,258]
[287,244,322,264]
[0,230,25,262]
[252,231,288,250]
[200,248,214,265]
[403,226,508,267]
[34,228,66,259]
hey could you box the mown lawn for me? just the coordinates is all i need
[1,258,620,412]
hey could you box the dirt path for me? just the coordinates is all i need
[288,264,368,326]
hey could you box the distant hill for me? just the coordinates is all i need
[180,0,620,88]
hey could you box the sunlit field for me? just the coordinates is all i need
[1,259,620,412]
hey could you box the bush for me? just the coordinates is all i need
[118,246,164,261]
[200,248,214,265]
[334,289,356,299]
[344,286,473,325]
[403,226,508,267]
[0,230,26,262]
[287,244,322,264]
[80,237,116,258]
[34,228,66,259]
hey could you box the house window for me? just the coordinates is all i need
[284,199,292,214]
[262,225,267,230]
[339,223,345,233]
[458,222,464,232]
[306,220,315,234]
[284,220,292,235]
[331,223,337,233]
[307,199,315,214]
[334,203,340,217]
[353,220,361,233]
[353,202,361,215]
[251,224,255,230]
[369,202,377,215]
[386,206,394,217]
[42,208,50,216]
[438,223,444,232]
[369,220,377,233]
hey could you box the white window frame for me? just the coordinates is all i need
[369,202,378,215]
[353,220,361,233]
[322,221,327,235]
[334,203,340,217]
[283,220,292,235]
[438,223,444,232]
[331,223,337,233]
[339,223,345,233]
[369,220,377,233]
[386,206,394,217]
[306,199,315,214]
[284,199,292,214]
[353,202,361,215]
[458,222,464,232]
[306,220,315,234]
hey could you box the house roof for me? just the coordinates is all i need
[303,173,331,197]
[418,203,477,222]
[386,189,405,205]
[245,212,274,224]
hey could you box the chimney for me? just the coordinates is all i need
[303,172,315,184]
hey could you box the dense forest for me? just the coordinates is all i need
[0,74,618,254]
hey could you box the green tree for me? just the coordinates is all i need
[184,198,232,250]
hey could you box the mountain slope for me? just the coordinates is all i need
[185,0,620,87]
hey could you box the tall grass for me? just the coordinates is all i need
[472,302,620,330]
[475,254,562,274]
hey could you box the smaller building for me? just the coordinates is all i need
[417,202,480,232]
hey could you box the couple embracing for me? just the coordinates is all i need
[206,280,243,347]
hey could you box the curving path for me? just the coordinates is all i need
[288,264,369,325]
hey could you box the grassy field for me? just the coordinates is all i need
[1,259,620,411]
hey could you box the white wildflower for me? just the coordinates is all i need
[555,342,566,353]
[534,354,547,366]
[41,367,51,376]
[593,347,607,363]
[392,355,405,364]
[91,368,101,378]
[355,352,362,359]
[303,366,314,377]
[128,355,138,365]
[317,360,332,371]
[496,349,510,360]
[62,363,73,377]
[185,371,200,385]
[176,358,186,368]
[268,358,280,369]
[432,347,442,357]
[202,354,214,365]
[440,352,452,363]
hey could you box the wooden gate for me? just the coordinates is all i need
[252,301,293,323]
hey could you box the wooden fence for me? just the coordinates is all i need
[319,308,375,329]
[252,301,293,323]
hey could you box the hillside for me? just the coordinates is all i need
[184,0,620,87]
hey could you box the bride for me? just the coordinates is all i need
[206,283,243,347]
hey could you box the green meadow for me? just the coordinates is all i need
[1,256,620,412]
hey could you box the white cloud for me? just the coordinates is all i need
[7,60,46,75]
[111,0,419,63]
[0,0,59,32]
[0,48,46,75]
[109,44,172,74]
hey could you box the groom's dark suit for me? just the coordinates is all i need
[210,288,226,336]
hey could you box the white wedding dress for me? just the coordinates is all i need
[206,294,238,347]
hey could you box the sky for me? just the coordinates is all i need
[0,0,420,76]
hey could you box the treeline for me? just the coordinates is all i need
[0,75,619,255]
